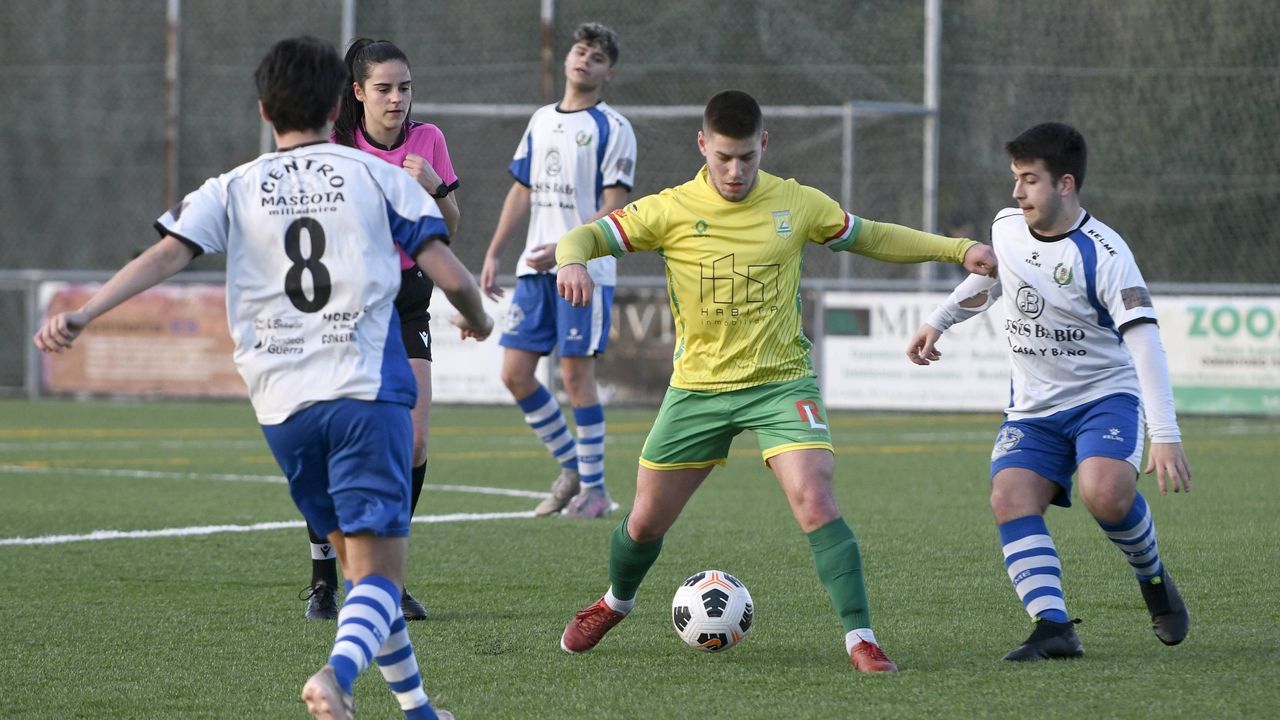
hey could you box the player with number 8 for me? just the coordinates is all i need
[33,35,487,719]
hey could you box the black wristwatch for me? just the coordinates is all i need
[431,182,452,200]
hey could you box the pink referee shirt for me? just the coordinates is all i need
[336,120,459,269]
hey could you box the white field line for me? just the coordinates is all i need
[0,465,289,484]
[0,465,551,547]
[0,465,549,499]
[0,511,537,547]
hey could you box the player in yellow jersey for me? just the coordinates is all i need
[553,90,998,672]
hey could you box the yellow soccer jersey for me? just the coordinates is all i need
[593,167,861,392]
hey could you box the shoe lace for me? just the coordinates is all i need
[854,641,890,662]
[575,602,620,633]
[299,582,334,602]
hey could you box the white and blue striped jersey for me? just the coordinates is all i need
[508,101,636,285]
[155,141,448,425]
[929,208,1158,420]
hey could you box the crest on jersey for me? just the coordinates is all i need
[544,149,563,177]
[772,210,793,238]
[575,131,593,147]
[1053,263,1074,287]
[694,219,710,236]
[1015,284,1044,319]
[992,426,1024,458]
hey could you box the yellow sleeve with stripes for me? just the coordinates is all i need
[850,220,976,264]
[554,223,614,268]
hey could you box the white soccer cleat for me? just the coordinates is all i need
[301,665,354,720]
[560,486,615,519]
[534,468,580,516]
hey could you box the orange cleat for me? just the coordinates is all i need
[560,597,627,653]
[849,640,899,673]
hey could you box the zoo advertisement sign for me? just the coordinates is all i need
[1156,296,1280,415]
[819,291,1280,416]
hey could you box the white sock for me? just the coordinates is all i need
[375,613,431,712]
[604,587,634,615]
[845,628,878,654]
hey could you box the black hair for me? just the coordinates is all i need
[574,22,620,66]
[254,36,347,134]
[702,90,764,139]
[1005,122,1088,190]
[332,38,412,147]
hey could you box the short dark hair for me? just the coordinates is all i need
[254,36,348,134]
[333,38,412,147]
[1005,122,1088,190]
[575,22,620,66]
[703,90,764,139]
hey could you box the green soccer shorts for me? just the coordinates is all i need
[639,376,834,470]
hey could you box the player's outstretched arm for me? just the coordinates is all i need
[961,243,998,277]
[414,241,493,341]
[480,182,532,300]
[528,187,630,273]
[848,220,983,270]
[905,323,945,366]
[557,263,593,308]
[554,223,616,307]
[910,273,1001,362]
[34,236,194,353]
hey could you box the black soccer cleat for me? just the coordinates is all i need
[1003,618,1084,661]
[401,588,429,621]
[1140,572,1189,646]
[302,581,339,621]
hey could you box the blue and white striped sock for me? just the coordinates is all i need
[328,575,399,694]
[573,404,606,490]
[517,385,578,470]
[375,614,437,720]
[1098,492,1163,581]
[999,515,1069,623]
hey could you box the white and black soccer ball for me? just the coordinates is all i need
[671,570,754,652]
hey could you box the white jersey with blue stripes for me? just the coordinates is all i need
[508,101,636,285]
[932,208,1158,420]
[155,142,448,424]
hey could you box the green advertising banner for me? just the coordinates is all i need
[1157,296,1280,415]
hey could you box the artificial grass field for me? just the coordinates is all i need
[1,399,1276,719]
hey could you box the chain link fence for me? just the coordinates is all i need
[3,0,1278,389]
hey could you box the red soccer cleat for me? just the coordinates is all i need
[849,640,899,673]
[560,597,627,653]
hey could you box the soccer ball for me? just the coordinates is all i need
[671,570,754,652]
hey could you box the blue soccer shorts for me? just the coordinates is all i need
[261,398,414,538]
[498,274,613,357]
[989,392,1144,508]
